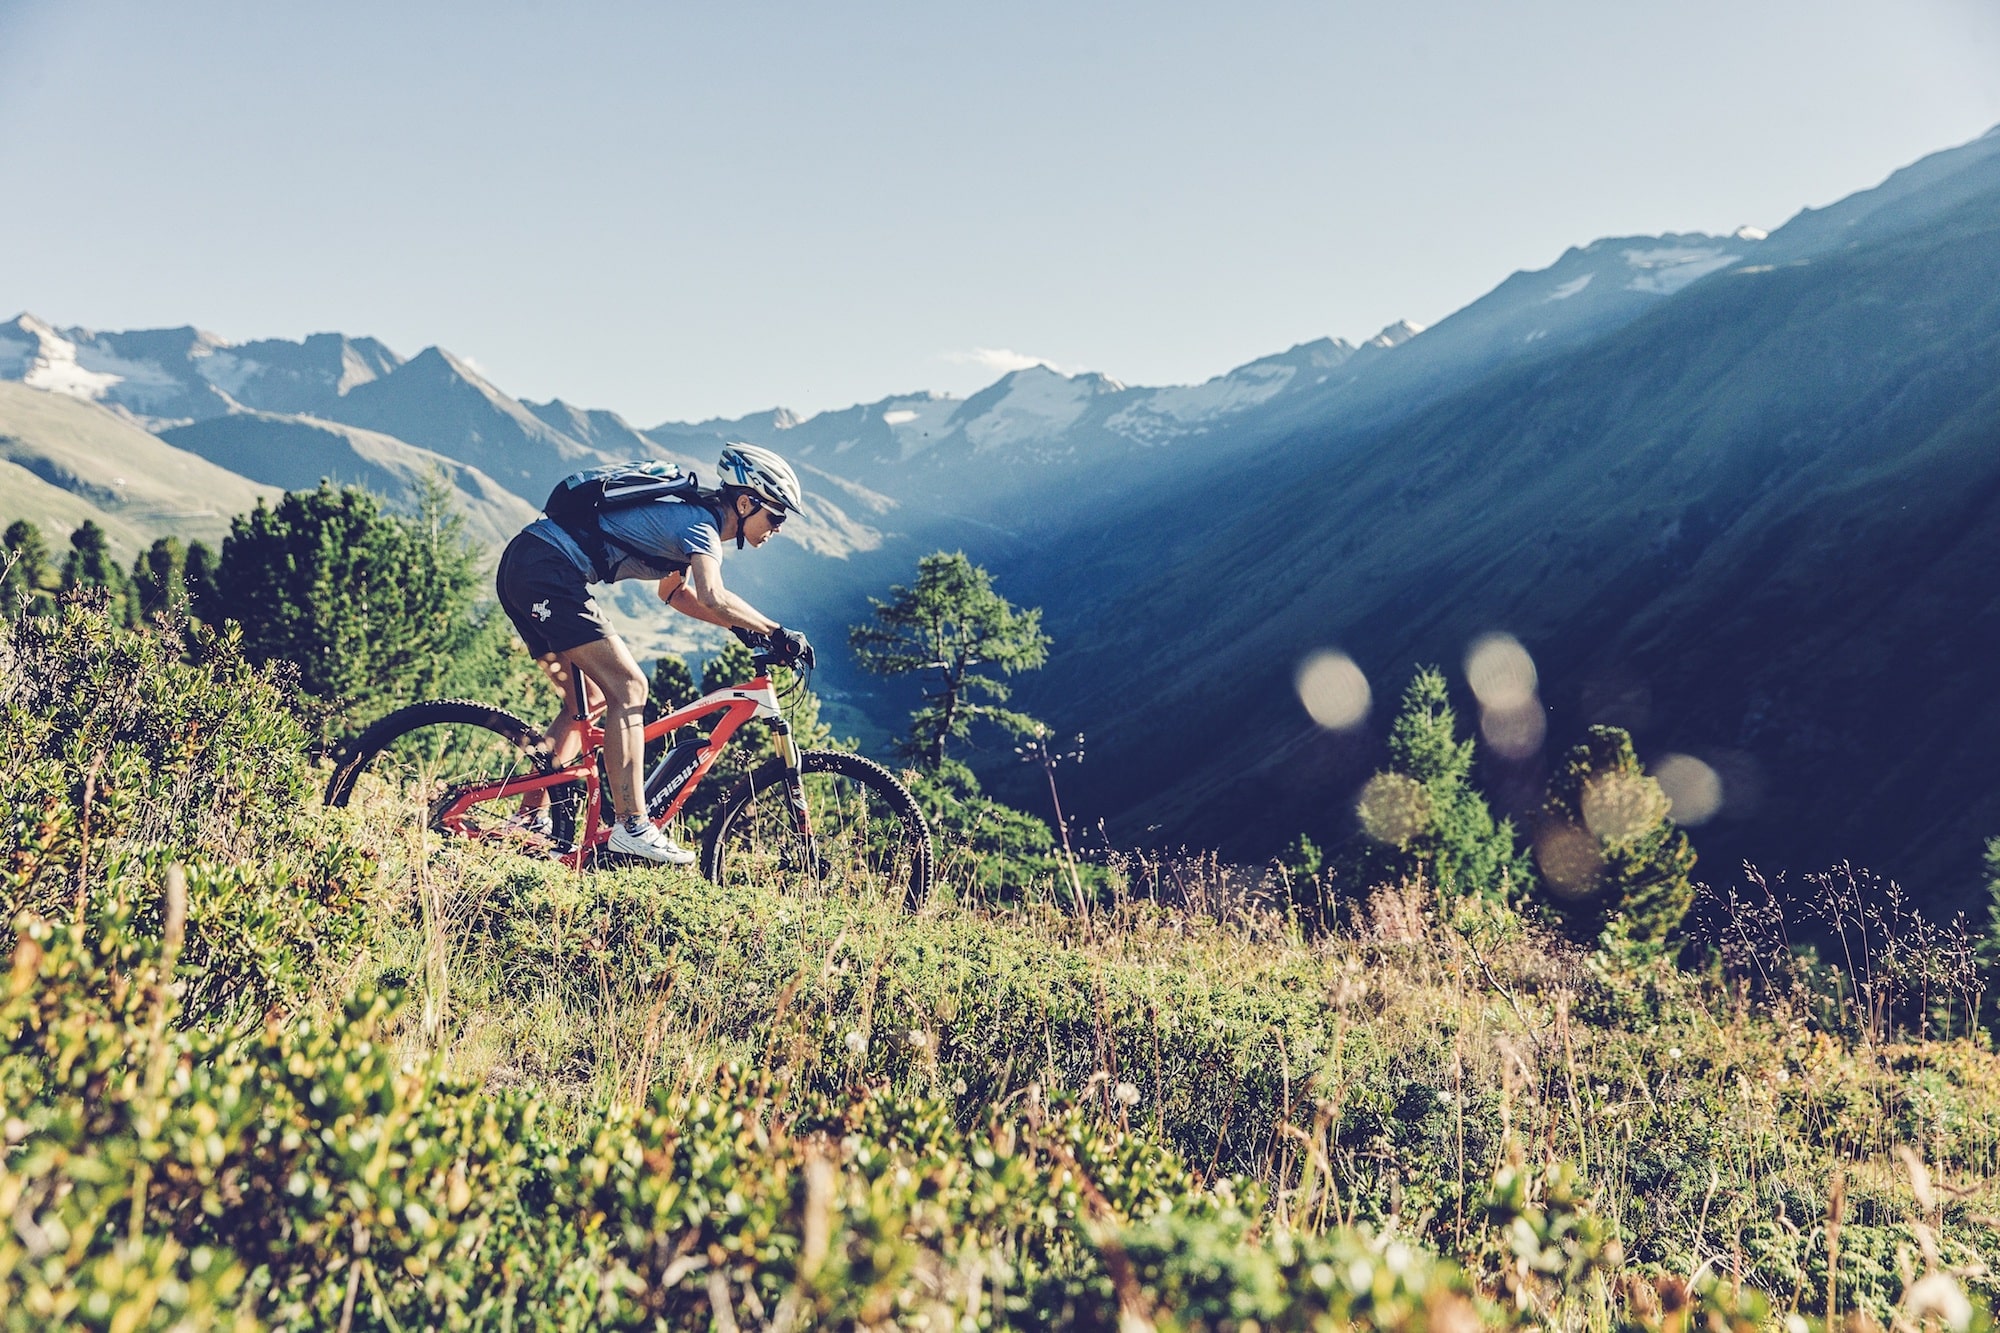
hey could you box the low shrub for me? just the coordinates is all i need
[3,876,1522,1331]
[0,599,368,1023]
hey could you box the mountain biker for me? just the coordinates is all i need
[494,443,812,863]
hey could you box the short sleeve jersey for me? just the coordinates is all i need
[525,498,723,584]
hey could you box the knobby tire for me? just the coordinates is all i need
[701,749,933,911]
[322,696,556,820]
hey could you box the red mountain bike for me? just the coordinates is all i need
[323,638,933,909]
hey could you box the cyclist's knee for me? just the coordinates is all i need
[601,675,648,715]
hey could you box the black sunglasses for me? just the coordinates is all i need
[752,500,787,529]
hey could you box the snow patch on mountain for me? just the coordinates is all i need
[1547,274,1594,301]
[5,316,125,401]
[962,368,1119,454]
[880,395,959,459]
[194,348,260,397]
[1366,320,1423,348]
[1622,245,1742,295]
[1105,363,1296,443]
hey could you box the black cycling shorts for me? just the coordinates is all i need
[496,531,615,659]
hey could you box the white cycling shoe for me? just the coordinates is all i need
[607,816,696,866]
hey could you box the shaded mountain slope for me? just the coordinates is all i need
[158,412,538,551]
[995,183,2000,915]
[328,347,604,491]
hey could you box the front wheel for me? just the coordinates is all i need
[701,750,933,911]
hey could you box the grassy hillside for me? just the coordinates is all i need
[996,185,2000,917]
[0,380,276,555]
[5,602,1997,1328]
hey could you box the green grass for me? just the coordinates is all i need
[0,380,276,557]
[7,602,1999,1329]
[342,788,2000,1324]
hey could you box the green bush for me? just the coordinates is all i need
[0,599,367,1023]
[2,875,1519,1331]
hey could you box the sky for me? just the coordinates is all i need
[4,0,1999,425]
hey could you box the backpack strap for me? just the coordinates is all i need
[554,491,728,584]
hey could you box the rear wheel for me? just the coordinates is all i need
[324,699,581,846]
[701,750,933,910]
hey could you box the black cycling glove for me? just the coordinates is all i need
[770,626,815,669]
[734,624,815,669]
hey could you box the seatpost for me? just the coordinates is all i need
[568,665,587,725]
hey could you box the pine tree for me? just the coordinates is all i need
[2,519,56,615]
[645,653,699,763]
[59,521,138,626]
[215,482,483,719]
[184,540,220,626]
[1979,837,2000,973]
[1346,668,1533,903]
[651,653,697,710]
[701,640,758,698]
[132,536,187,620]
[1537,725,1696,952]
[848,551,1051,769]
[1280,833,1324,880]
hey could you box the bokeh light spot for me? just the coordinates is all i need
[1296,651,1372,731]
[1465,634,1538,711]
[1653,753,1723,826]
[1580,770,1671,848]
[1357,773,1431,848]
[1535,824,1603,898]
[1480,701,1547,759]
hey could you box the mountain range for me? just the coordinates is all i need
[4,122,1998,912]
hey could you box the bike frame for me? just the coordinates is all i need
[431,671,809,870]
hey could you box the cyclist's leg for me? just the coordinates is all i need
[559,636,650,822]
[517,653,601,817]
[496,532,621,816]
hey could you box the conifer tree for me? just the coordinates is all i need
[60,521,138,626]
[2,519,56,614]
[651,653,697,710]
[848,551,1050,769]
[1979,837,2000,974]
[1346,668,1533,902]
[701,639,757,699]
[183,540,220,625]
[132,536,187,619]
[215,482,481,718]
[1281,832,1325,881]
[645,653,699,762]
[1537,725,1696,952]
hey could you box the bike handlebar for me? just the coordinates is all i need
[732,625,816,671]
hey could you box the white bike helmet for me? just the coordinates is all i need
[716,443,804,514]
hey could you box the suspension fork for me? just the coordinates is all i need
[772,717,821,872]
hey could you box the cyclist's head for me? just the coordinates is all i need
[716,444,803,547]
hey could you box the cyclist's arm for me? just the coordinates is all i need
[670,553,780,634]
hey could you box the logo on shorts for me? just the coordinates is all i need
[532,600,552,622]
